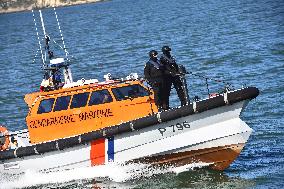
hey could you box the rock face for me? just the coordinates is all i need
[0,0,103,14]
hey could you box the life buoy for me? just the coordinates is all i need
[0,126,10,151]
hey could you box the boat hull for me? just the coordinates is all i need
[134,139,247,171]
[0,100,252,174]
[113,100,252,171]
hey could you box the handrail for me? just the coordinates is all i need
[142,71,235,100]
[186,71,234,98]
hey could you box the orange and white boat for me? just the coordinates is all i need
[0,9,259,175]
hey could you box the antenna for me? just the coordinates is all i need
[32,10,45,68]
[39,10,48,62]
[53,7,69,60]
[39,10,47,36]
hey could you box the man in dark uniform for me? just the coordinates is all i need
[144,50,167,111]
[160,46,189,107]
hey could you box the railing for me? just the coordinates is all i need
[158,70,240,108]
[186,71,234,100]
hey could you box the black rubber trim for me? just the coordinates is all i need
[81,130,103,144]
[16,146,36,158]
[228,87,259,104]
[0,149,16,160]
[133,115,159,130]
[179,105,195,117]
[160,105,195,122]
[117,122,132,134]
[0,87,259,161]
[36,141,57,154]
[57,136,80,150]
[104,126,120,138]
[197,95,226,113]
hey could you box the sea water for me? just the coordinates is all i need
[0,0,283,188]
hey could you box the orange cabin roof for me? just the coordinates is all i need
[25,80,128,107]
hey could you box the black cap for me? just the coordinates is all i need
[149,50,158,58]
[162,46,171,53]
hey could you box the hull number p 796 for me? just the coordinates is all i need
[158,121,190,136]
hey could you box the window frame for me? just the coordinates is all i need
[70,92,90,109]
[53,95,72,112]
[37,98,55,114]
[88,89,113,106]
[111,84,150,101]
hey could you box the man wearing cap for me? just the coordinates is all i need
[144,50,167,111]
[160,46,189,107]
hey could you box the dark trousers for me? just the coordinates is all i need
[165,75,189,107]
[173,75,189,106]
[149,78,166,110]
[164,76,172,109]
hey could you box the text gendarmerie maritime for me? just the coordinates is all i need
[29,109,114,129]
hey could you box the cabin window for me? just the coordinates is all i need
[70,92,90,109]
[37,98,55,114]
[53,95,71,112]
[112,84,149,101]
[89,89,113,106]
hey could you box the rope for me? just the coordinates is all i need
[32,48,41,64]
[52,39,69,54]
[32,10,45,68]
[187,71,232,87]
[54,7,69,60]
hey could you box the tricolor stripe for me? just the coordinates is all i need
[107,137,114,161]
[90,137,114,166]
[90,138,105,166]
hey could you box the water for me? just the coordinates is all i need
[0,0,283,188]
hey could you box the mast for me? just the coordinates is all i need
[53,7,73,84]
[33,9,73,88]
[32,10,45,68]
[39,10,48,63]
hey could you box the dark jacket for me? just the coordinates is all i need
[144,59,165,82]
[160,54,180,76]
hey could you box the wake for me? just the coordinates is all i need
[0,162,211,189]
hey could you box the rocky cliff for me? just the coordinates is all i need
[0,0,103,14]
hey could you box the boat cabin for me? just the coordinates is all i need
[25,79,158,144]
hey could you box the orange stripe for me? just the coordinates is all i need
[90,138,105,166]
